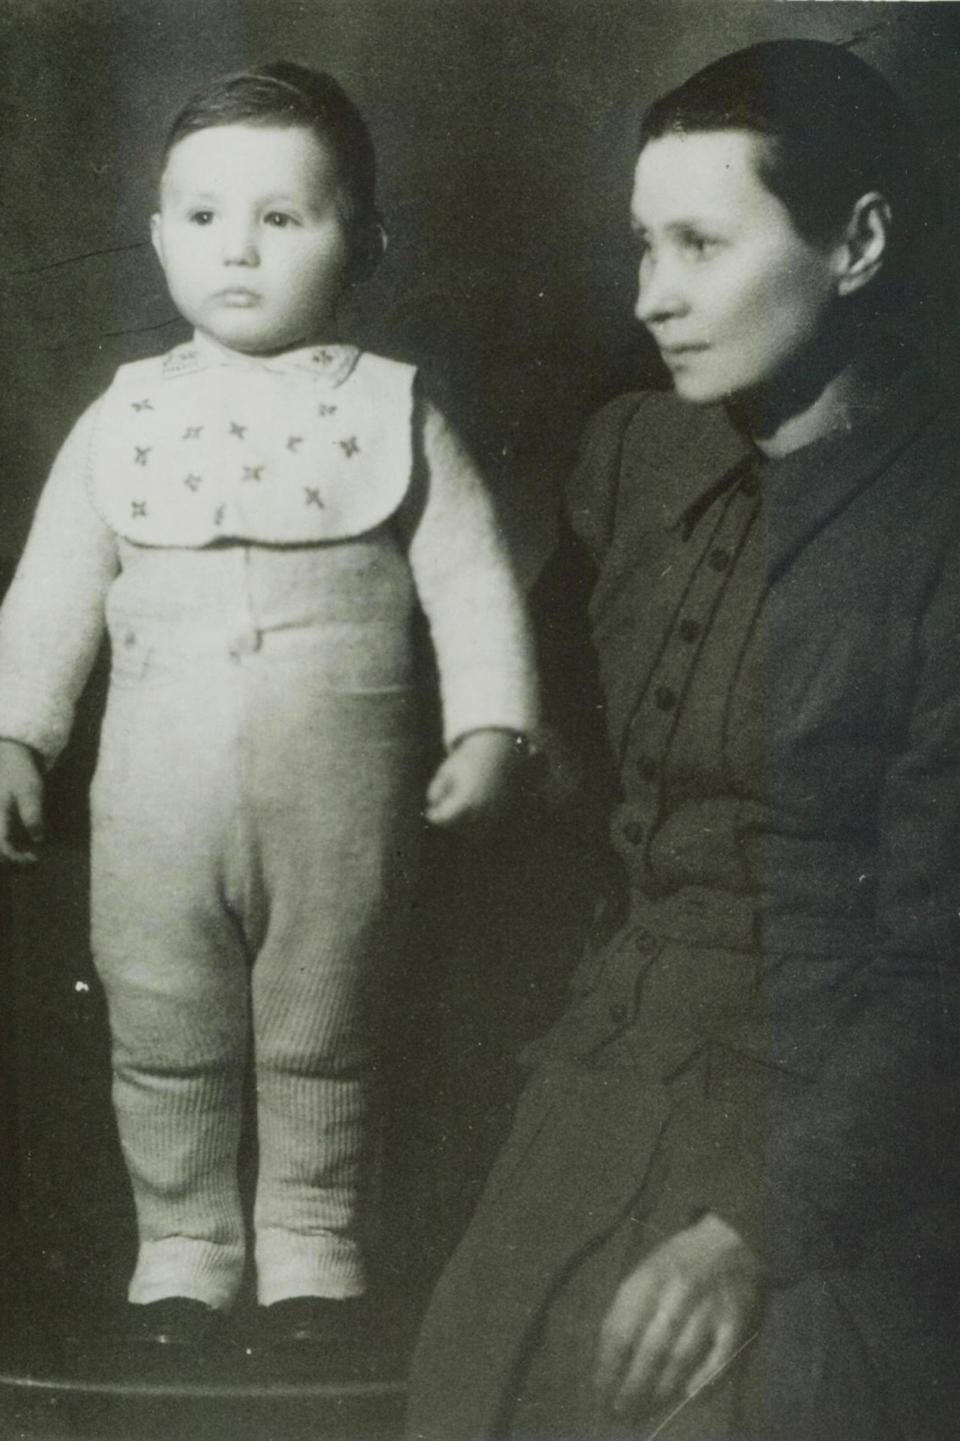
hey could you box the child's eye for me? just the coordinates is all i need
[264,211,297,228]
[189,210,215,226]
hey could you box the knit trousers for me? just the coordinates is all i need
[89,563,422,1309]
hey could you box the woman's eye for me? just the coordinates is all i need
[189,210,214,226]
[264,212,296,228]
[681,232,720,259]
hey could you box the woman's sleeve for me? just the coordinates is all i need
[707,534,960,1284]
[0,400,119,766]
[399,396,538,747]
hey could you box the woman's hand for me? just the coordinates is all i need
[0,738,45,864]
[594,1213,765,1421]
[424,728,526,827]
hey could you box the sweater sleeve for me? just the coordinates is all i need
[400,398,538,747]
[0,400,119,766]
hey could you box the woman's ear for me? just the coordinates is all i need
[836,191,890,297]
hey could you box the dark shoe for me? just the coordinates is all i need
[128,1297,228,1349]
[252,1296,377,1381]
[68,1298,240,1383]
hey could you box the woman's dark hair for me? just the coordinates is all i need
[161,60,383,279]
[639,39,941,303]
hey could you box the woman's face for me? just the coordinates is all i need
[630,129,845,406]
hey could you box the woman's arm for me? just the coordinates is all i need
[748,534,960,1280]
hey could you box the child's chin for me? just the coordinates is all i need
[194,311,288,353]
[207,325,287,355]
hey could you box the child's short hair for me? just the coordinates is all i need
[162,60,383,279]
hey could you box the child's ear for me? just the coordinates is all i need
[835,191,890,298]
[347,221,387,284]
[150,213,165,271]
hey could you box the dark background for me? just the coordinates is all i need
[2,0,960,1362]
[4,0,960,575]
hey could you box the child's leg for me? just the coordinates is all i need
[247,684,422,1304]
[90,655,251,1310]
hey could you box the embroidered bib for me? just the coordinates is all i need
[89,341,416,545]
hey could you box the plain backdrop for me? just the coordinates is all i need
[2,0,960,581]
[1,0,959,1335]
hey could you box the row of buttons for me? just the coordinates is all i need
[651,608,706,715]
[618,466,762,851]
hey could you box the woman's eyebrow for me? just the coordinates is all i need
[663,217,721,238]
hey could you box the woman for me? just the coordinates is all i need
[407,39,960,1441]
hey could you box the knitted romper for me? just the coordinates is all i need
[0,337,537,1308]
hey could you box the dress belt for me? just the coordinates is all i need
[627,886,877,957]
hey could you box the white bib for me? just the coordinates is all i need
[89,341,416,546]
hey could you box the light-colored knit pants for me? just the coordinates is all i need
[89,544,422,1309]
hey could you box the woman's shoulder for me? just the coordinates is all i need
[859,358,960,540]
[566,387,747,558]
[903,391,960,489]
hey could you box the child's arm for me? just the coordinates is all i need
[0,402,119,862]
[399,393,539,827]
[425,728,528,827]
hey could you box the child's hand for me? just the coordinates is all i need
[425,729,527,828]
[0,739,45,865]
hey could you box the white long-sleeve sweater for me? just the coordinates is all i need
[0,338,538,766]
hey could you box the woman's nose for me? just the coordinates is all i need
[635,256,685,326]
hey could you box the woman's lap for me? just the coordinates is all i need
[507,1214,899,1441]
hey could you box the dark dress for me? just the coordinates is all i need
[407,348,960,1441]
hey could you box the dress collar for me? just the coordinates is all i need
[183,330,361,386]
[758,341,945,577]
[671,338,945,573]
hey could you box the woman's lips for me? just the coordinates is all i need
[659,342,709,356]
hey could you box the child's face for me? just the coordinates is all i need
[152,122,351,354]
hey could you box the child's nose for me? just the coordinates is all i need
[222,222,259,266]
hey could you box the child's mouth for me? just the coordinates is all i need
[216,289,261,306]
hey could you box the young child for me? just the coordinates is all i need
[0,61,537,1357]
